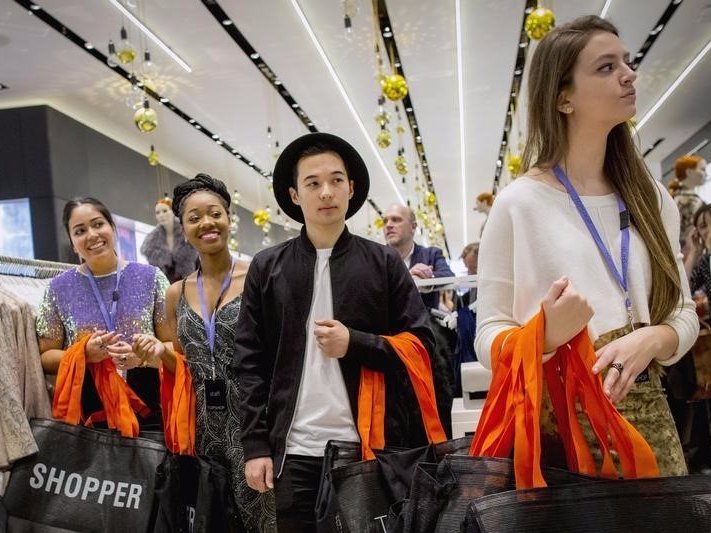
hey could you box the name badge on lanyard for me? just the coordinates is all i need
[553,165,635,331]
[85,261,122,332]
[197,258,235,411]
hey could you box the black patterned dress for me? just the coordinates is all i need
[177,289,276,532]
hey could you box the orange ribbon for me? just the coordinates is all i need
[470,309,659,488]
[358,332,446,460]
[53,335,149,438]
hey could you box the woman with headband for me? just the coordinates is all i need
[133,175,276,532]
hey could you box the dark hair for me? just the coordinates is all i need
[62,197,115,239]
[460,242,479,260]
[292,143,349,187]
[172,173,231,220]
[693,203,711,228]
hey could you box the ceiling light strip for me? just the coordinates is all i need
[455,0,467,246]
[637,35,711,130]
[599,0,614,18]
[289,0,405,206]
[16,0,271,180]
[374,0,450,256]
[492,0,536,193]
[629,0,684,71]
[106,0,192,73]
[200,1,317,133]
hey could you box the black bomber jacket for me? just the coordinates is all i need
[233,226,435,475]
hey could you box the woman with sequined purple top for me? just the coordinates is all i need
[36,197,170,428]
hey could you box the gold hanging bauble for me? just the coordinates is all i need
[253,208,270,227]
[434,222,444,235]
[374,110,391,126]
[147,145,159,166]
[507,152,522,176]
[525,8,555,40]
[133,105,158,133]
[395,154,408,175]
[376,129,392,148]
[373,216,385,229]
[381,74,409,101]
[366,224,373,236]
[228,238,239,251]
[116,46,137,64]
[425,191,437,207]
[396,124,405,135]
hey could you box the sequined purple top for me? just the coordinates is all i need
[36,262,169,346]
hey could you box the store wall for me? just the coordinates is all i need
[0,105,292,262]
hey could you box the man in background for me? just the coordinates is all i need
[383,203,455,436]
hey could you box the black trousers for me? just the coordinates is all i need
[274,454,324,533]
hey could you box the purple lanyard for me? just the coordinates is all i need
[85,261,122,332]
[197,258,235,377]
[553,165,634,328]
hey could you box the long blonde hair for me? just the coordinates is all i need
[521,15,681,325]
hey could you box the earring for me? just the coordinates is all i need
[565,106,573,114]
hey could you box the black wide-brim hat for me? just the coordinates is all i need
[272,132,370,224]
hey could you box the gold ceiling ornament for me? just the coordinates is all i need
[507,151,522,176]
[434,222,444,236]
[525,7,555,41]
[395,153,408,176]
[381,73,408,101]
[116,26,137,64]
[261,221,273,247]
[134,100,158,132]
[253,208,271,227]
[373,216,385,230]
[374,109,391,126]
[232,189,241,206]
[377,128,392,148]
[425,191,437,207]
[228,238,239,251]
[147,144,159,166]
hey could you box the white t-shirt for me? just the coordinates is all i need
[474,176,699,369]
[285,248,359,456]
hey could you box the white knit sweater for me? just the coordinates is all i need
[474,176,699,369]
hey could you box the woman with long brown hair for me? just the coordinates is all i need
[475,15,699,475]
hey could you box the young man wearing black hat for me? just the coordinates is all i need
[233,133,436,531]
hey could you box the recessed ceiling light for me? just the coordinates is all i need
[194,124,202,130]
[188,118,196,124]
[274,80,282,85]
[291,103,299,108]
[250,52,260,59]
[211,134,219,139]
[30,3,41,10]
[159,97,169,103]
[405,107,413,112]
[248,162,254,166]
[231,149,238,154]
[216,140,223,145]
[222,19,233,26]
[84,42,94,50]
[383,30,393,37]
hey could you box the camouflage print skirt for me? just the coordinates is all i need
[540,324,687,477]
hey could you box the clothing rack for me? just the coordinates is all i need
[0,255,74,279]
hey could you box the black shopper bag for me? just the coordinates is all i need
[315,333,450,532]
[462,475,711,533]
[151,454,240,533]
[3,418,166,533]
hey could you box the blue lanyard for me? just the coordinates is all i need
[197,258,235,378]
[553,165,635,329]
[85,261,122,332]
